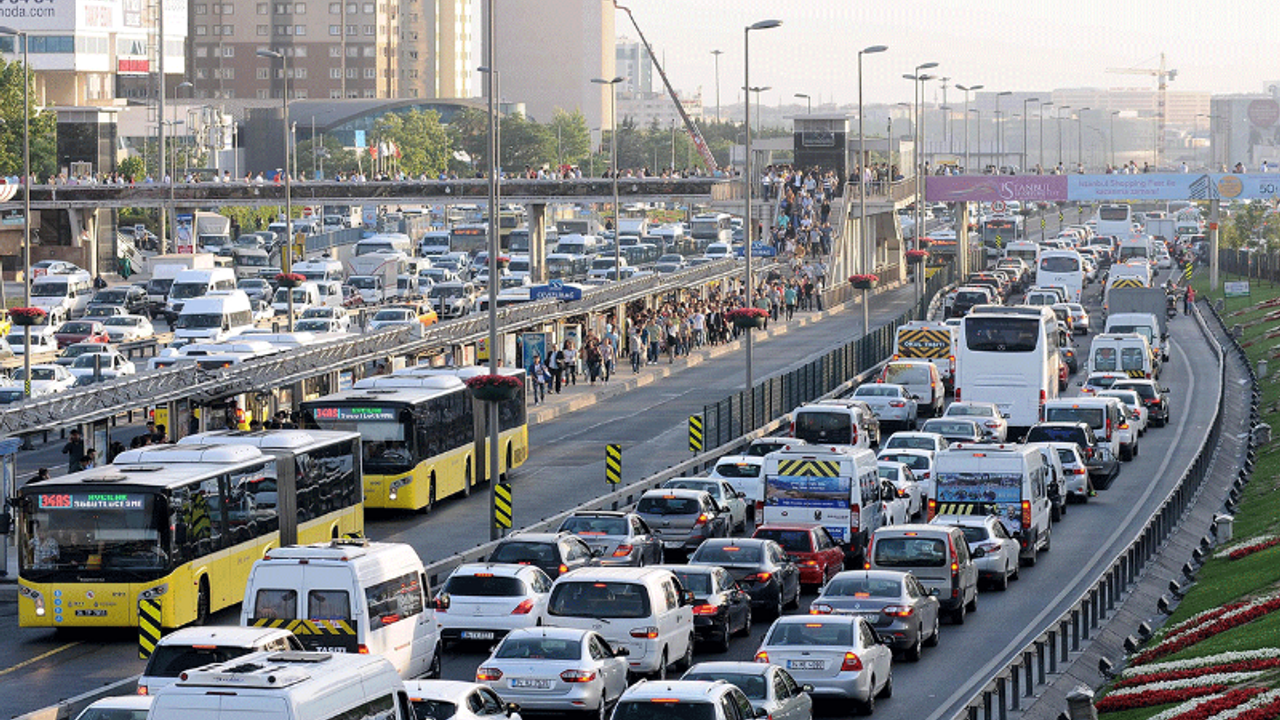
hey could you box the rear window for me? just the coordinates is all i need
[947,405,993,417]
[560,516,628,536]
[637,496,701,515]
[1055,448,1079,465]
[885,436,934,451]
[252,589,298,620]
[548,581,651,619]
[753,529,813,553]
[922,420,976,436]
[495,636,581,660]
[1044,407,1104,428]
[882,365,929,384]
[1121,347,1147,371]
[957,526,988,543]
[444,574,526,597]
[1039,256,1080,273]
[823,575,901,598]
[873,536,947,567]
[880,453,929,471]
[308,590,351,621]
[965,316,1042,352]
[715,461,762,476]
[693,544,762,564]
[793,411,850,443]
[955,291,986,304]
[670,569,713,595]
[411,699,457,720]
[145,645,255,678]
[1114,382,1157,399]
[613,701,715,720]
[766,621,854,646]
[1026,426,1087,444]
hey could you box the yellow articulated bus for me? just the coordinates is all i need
[16,431,364,629]
[300,367,528,512]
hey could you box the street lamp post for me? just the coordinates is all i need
[1076,107,1091,170]
[257,48,293,331]
[1114,111,1123,168]
[904,63,937,263]
[970,109,982,173]
[955,84,983,173]
[1040,102,1053,171]
[1057,106,1071,168]
[749,86,771,134]
[591,76,625,284]
[0,26,31,395]
[1022,97,1040,173]
[994,91,1011,170]
[710,50,723,122]
[743,18,782,393]
[858,45,887,338]
[794,93,811,115]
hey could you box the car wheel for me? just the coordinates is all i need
[1050,502,1062,523]
[426,644,442,678]
[652,650,668,680]
[951,601,966,625]
[716,619,732,653]
[967,588,978,613]
[924,614,940,647]
[1120,445,1132,462]
[857,683,876,716]
[878,669,893,698]
[1044,527,1052,552]
[995,563,1010,591]
[1133,442,1140,457]
[904,625,923,662]
[675,636,694,671]
[736,607,753,637]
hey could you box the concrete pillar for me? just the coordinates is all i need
[528,202,548,283]
[954,203,971,277]
[1209,199,1220,291]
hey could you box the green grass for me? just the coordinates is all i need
[1163,609,1280,662]
[1162,544,1280,628]
[1097,703,1180,720]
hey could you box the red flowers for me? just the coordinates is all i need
[464,374,523,390]
[1228,537,1280,560]
[906,249,930,260]
[1171,689,1268,720]
[1134,596,1280,664]
[1116,658,1280,688]
[725,307,768,322]
[848,274,879,286]
[1095,685,1224,713]
[9,306,46,319]
[275,272,307,285]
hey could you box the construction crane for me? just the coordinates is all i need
[1108,53,1177,167]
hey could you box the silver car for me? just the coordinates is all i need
[754,615,894,714]
[634,489,730,557]
[808,570,941,662]
[478,627,630,718]
[851,383,919,432]
[556,511,663,567]
[683,662,813,720]
[662,477,748,533]
[941,401,1009,442]
[931,514,1021,591]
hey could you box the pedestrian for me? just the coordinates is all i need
[107,440,125,463]
[784,283,798,321]
[62,429,85,472]
[584,338,603,384]
[528,354,548,404]
[81,448,98,470]
[1184,285,1195,315]
[546,346,563,393]
[562,341,578,386]
[29,468,50,485]
[629,326,643,373]
[601,337,616,382]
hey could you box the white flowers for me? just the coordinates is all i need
[1206,689,1280,720]
[1214,534,1278,559]
[1149,692,1230,720]
[1122,649,1280,678]
[1106,672,1266,699]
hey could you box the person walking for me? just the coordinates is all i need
[1184,285,1195,315]
[784,283,798,321]
[562,341,578,386]
[62,429,86,473]
[546,345,564,393]
[584,337,603,384]
[629,326,643,373]
[601,337,616,382]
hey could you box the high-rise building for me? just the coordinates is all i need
[483,0,614,128]
[615,36,651,98]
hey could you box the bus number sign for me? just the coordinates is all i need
[312,406,397,421]
[39,493,146,510]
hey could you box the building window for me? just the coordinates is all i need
[257,2,268,12]
[329,24,340,34]
[195,3,208,13]
[346,46,357,56]
[362,2,373,12]
[258,67,270,79]
[363,89,375,98]
[222,25,234,35]
[295,89,308,98]
[330,89,342,98]
[258,24,269,35]
[294,24,305,35]
[329,45,341,56]
[274,24,291,34]
[257,89,269,99]
[362,45,374,56]
[195,45,208,57]
[295,46,306,57]
[294,67,307,79]
[222,46,234,56]
[330,67,342,79]
[363,67,375,78]
[346,2,356,13]
[329,2,339,12]
[221,4,235,13]
[295,3,306,12]
[362,24,374,35]
[196,25,208,35]
[346,68,356,78]
[346,24,357,34]
[195,68,208,78]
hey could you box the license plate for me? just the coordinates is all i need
[461,630,495,640]
[75,609,107,617]
[787,660,825,670]
[664,541,684,549]
[510,679,552,689]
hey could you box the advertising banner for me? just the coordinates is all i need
[935,471,1024,531]
[930,172,1280,203]
[925,175,1068,203]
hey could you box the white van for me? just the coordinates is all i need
[138,625,303,695]
[762,444,882,567]
[30,273,93,322]
[544,567,694,678]
[1042,397,1127,461]
[867,523,979,623]
[1087,333,1156,379]
[1105,312,1166,362]
[272,282,323,317]
[166,267,238,318]
[348,274,386,304]
[173,290,256,345]
[241,539,442,680]
[929,443,1052,565]
[293,256,345,283]
[791,400,878,448]
[148,650,412,720]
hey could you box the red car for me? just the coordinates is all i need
[752,523,846,588]
[53,320,110,349]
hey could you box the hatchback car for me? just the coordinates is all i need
[708,455,767,519]
[931,514,1021,591]
[656,564,752,652]
[556,511,663,567]
[102,314,155,343]
[918,418,985,445]
[877,461,922,518]
[1097,388,1149,436]
[876,449,936,499]
[1048,442,1092,502]
[687,538,801,618]
[1112,379,1171,427]
[662,477,749,533]
[1079,371,1129,396]
[437,563,553,645]
[1025,421,1119,487]
[488,532,597,579]
[878,360,944,417]
[851,383,919,432]
[751,523,846,589]
[403,681,523,720]
[477,627,629,718]
[612,680,757,720]
[635,489,731,558]
[53,320,110,349]
[754,615,894,714]
[942,401,1009,442]
[881,431,947,454]
[682,662,814,720]
[808,569,941,662]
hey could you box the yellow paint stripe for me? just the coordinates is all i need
[0,642,83,678]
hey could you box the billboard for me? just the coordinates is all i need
[927,173,1280,202]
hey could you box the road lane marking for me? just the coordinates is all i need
[0,642,82,678]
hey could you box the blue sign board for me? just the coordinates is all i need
[736,242,777,258]
[530,280,583,302]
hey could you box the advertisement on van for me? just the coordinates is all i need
[935,471,1024,531]
[765,473,852,542]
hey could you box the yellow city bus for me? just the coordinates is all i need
[299,367,528,512]
[16,431,363,629]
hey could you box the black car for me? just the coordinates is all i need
[687,538,801,618]
[1060,346,1079,374]
[91,285,150,317]
[1112,380,1171,427]
[487,532,597,579]
[656,564,752,652]
[1026,421,1120,487]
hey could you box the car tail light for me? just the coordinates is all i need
[1106,417,1112,439]
[1070,467,1087,476]
[558,564,569,575]
[755,500,765,519]
[927,498,937,520]
[137,686,149,696]
[1040,389,1047,408]
[955,387,961,401]
[841,652,864,671]
[630,626,659,639]
[850,504,860,531]
[560,670,597,683]
[612,544,634,558]
[751,572,773,583]
[1119,422,1129,430]
[883,605,914,618]
[851,426,858,445]
[358,644,370,654]
[755,651,769,663]
[889,400,905,408]
[1022,500,1032,528]
[978,541,1002,554]
[811,604,833,615]
[896,488,907,498]
[984,420,1000,428]
[511,599,535,615]
[477,667,503,681]
[789,421,796,437]
[693,604,720,615]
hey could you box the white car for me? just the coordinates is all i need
[1047,442,1092,501]
[403,681,523,720]
[754,615,893,713]
[662,477,749,533]
[300,305,351,332]
[477,627,630,717]
[880,477,912,526]
[707,455,766,516]
[930,514,1021,591]
[57,342,113,367]
[878,460,923,518]
[941,401,1009,442]
[72,696,152,720]
[881,431,948,454]
[438,563,553,645]
[876,449,936,499]
[68,350,136,380]
[367,307,419,331]
[294,317,345,334]
[682,662,814,720]
[6,328,58,355]
[1097,389,1149,436]
[15,363,76,394]
[102,314,155,343]
[851,383,919,432]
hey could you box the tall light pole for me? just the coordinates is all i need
[994,91,1012,170]
[938,77,951,151]
[1022,97,1039,173]
[1113,111,1122,168]
[0,26,31,395]
[970,109,982,173]
[481,0,501,540]
[1057,105,1071,168]
[904,63,937,254]
[743,18,782,393]
[794,93,811,115]
[1076,107,1091,170]
[592,76,625,282]
[749,86,771,133]
[257,48,293,330]
[955,83,983,173]
[858,45,887,338]
[1040,102,1053,171]
[710,50,724,122]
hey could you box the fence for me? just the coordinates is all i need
[701,265,953,448]
[953,297,1258,720]
[1218,248,1280,285]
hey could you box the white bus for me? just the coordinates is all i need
[955,306,1062,436]
[1003,240,1040,268]
[1095,204,1133,239]
[1035,249,1085,303]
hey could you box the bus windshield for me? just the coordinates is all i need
[307,406,412,472]
[965,317,1041,352]
[19,489,166,579]
[1040,256,1080,273]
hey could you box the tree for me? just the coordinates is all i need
[295,135,360,178]
[1222,200,1277,251]
[499,111,556,171]
[548,108,591,167]
[0,58,55,179]
[118,156,145,183]
[447,107,490,172]
[373,109,451,177]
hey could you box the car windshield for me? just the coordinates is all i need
[294,320,331,332]
[753,529,812,553]
[1026,426,1086,444]
[372,310,411,322]
[548,581,651,619]
[176,314,223,329]
[430,286,465,301]
[872,537,946,567]
[1086,375,1122,390]
[16,367,58,381]
[77,708,150,720]
[885,436,935,451]
[103,317,139,327]
[683,672,767,700]
[494,636,581,660]
[855,386,899,397]
[636,496,700,515]
[879,453,929,470]
[612,701,715,720]
[93,290,126,303]
[59,323,93,334]
[793,412,850,443]
[957,526,989,543]
[443,574,525,597]
[489,541,556,566]
[921,421,975,436]
[692,544,761,564]
[145,645,255,678]
[350,277,378,289]
[32,283,68,297]
[559,516,628,536]
[714,461,761,477]
[72,354,115,368]
[169,282,207,300]
[882,365,930,384]
[1045,407,1104,428]
[665,480,717,496]
[824,576,902,598]
[947,405,993,417]
[62,345,103,358]
[767,621,854,647]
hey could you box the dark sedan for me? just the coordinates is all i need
[688,538,801,618]
[487,532,597,579]
[556,511,663,567]
[1113,379,1171,427]
[809,569,941,662]
[656,564,752,652]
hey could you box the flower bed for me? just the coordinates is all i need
[725,307,768,329]
[1097,685,1230,714]
[9,306,46,326]
[1123,650,1280,678]
[906,249,930,263]
[848,273,879,289]
[1214,535,1280,561]
[1116,657,1280,688]
[1146,688,1267,720]
[1208,689,1280,720]
[275,272,307,287]
[466,373,524,401]
[1134,595,1280,665]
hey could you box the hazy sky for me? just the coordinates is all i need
[611,0,1274,109]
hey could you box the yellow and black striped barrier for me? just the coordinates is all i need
[251,618,357,636]
[934,502,995,516]
[494,481,513,529]
[1183,262,1194,280]
[776,459,841,477]
[605,444,622,485]
[897,328,951,358]
[139,599,162,659]
[688,415,703,453]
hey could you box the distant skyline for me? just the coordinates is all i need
[592,0,1276,113]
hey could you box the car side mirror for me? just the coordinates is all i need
[801,684,815,693]
[590,547,604,558]
[506,703,521,716]
[971,547,986,558]
[754,709,770,718]
[614,647,630,657]
[1161,387,1170,393]
[930,588,941,596]
[1002,413,1010,419]
[681,590,696,606]
[433,594,451,611]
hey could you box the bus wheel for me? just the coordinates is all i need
[461,460,472,498]
[428,472,437,512]
[506,443,514,472]
[195,577,211,626]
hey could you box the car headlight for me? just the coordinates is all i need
[139,583,169,600]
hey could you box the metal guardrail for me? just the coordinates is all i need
[953,298,1256,720]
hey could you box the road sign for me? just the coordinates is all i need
[605,444,622,484]
[494,482,512,529]
[1058,211,1064,222]
[139,599,162,659]
[991,201,1007,213]
[1183,262,1194,280]
[688,415,703,453]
